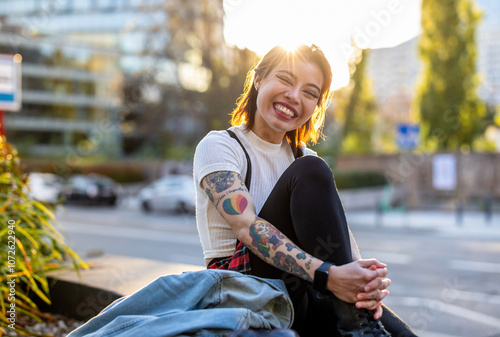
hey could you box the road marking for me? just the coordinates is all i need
[385,296,500,329]
[448,259,500,274]
[413,331,460,337]
[456,290,500,305]
[362,250,411,264]
[61,220,202,245]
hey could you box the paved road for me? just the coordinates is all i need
[55,201,500,337]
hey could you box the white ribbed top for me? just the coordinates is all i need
[193,125,314,259]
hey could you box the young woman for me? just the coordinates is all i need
[194,45,417,337]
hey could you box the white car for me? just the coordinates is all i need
[138,175,196,213]
[27,172,63,204]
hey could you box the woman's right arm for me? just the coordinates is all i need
[201,170,390,312]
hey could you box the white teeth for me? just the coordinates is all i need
[273,104,295,117]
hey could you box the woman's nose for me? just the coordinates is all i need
[284,86,300,103]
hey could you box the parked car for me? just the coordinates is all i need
[62,174,120,206]
[26,172,63,204]
[138,175,196,213]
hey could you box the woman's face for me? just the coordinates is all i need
[252,59,324,144]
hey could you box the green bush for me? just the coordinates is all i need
[333,170,387,189]
[0,137,87,336]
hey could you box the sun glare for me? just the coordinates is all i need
[280,41,305,53]
[223,0,421,90]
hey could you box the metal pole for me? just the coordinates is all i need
[456,198,463,227]
[485,196,492,225]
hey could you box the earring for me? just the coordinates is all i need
[254,82,259,91]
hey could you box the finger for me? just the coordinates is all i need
[373,303,384,320]
[364,274,389,292]
[359,259,387,269]
[357,290,379,301]
[357,289,389,302]
[367,277,391,292]
[364,277,382,292]
[355,299,379,311]
[375,268,388,278]
[380,278,392,290]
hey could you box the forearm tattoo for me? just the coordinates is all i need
[203,172,312,282]
[272,252,311,281]
[286,243,306,259]
[250,217,285,257]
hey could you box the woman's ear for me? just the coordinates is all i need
[254,76,261,91]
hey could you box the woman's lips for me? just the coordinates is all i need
[273,102,297,118]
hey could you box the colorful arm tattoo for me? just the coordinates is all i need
[249,217,285,257]
[286,242,306,259]
[223,194,248,215]
[203,172,247,208]
[272,252,312,282]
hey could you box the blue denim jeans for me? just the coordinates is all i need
[68,270,293,337]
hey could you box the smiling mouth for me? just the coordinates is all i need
[273,103,296,118]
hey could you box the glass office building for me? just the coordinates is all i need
[0,0,219,157]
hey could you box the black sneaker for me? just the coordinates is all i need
[337,308,391,337]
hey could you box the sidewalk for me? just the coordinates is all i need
[346,210,500,238]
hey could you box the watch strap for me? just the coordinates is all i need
[313,262,334,293]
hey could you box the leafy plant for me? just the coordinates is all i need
[333,170,387,190]
[0,136,88,336]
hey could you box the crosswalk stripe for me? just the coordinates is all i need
[448,259,500,273]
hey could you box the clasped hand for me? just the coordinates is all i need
[326,259,391,320]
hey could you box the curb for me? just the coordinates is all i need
[35,255,204,321]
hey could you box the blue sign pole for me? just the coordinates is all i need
[396,123,420,151]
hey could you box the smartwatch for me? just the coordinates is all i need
[313,262,334,293]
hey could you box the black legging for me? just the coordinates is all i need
[250,155,417,337]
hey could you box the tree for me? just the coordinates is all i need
[414,0,485,151]
[321,48,377,157]
[164,0,257,132]
[122,0,257,158]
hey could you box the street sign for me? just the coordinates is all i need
[432,154,457,191]
[396,123,420,150]
[0,54,22,112]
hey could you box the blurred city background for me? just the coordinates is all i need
[1,0,499,336]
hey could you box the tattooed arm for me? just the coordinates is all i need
[202,171,390,312]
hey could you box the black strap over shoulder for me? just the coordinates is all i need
[226,129,252,190]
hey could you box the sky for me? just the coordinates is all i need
[223,0,422,89]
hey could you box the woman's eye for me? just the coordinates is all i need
[304,91,319,99]
[277,75,292,85]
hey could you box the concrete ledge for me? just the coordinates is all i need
[36,255,205,321]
